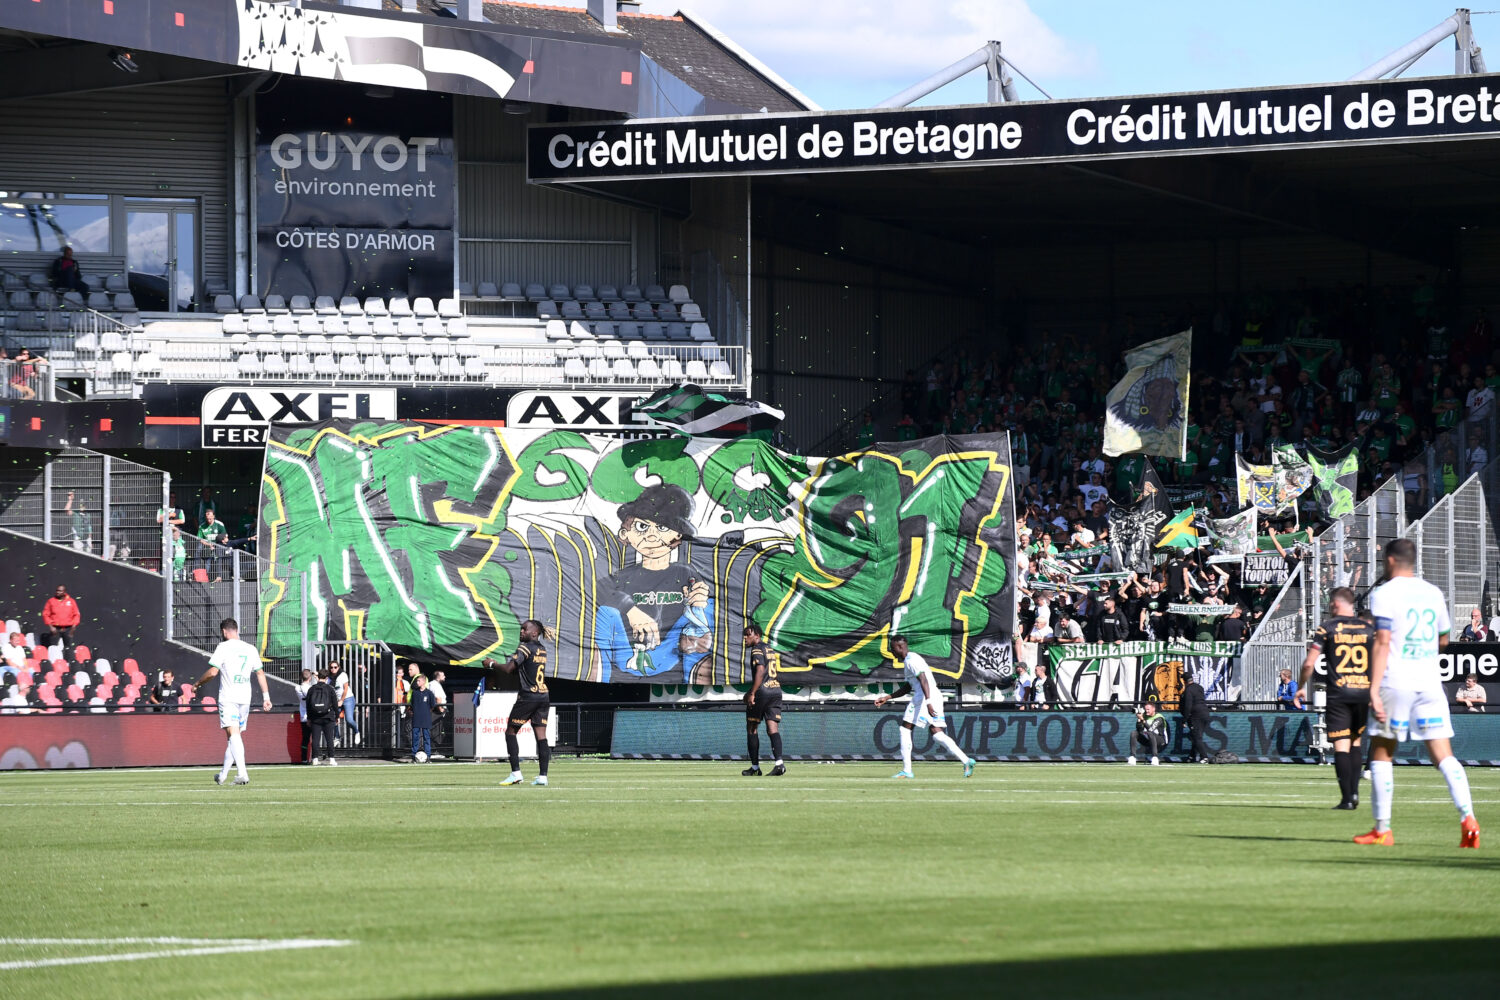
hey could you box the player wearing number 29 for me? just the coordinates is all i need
[483,619,552,787]
[196,618,271,786]
[1357,539,1480,847]
[741,623,785,776]
[873,635,974,779]
[1297,587,1374,810]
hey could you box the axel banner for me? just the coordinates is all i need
[258,423,1015,685]
[1045,640,1243,706]
[256,79,455,302]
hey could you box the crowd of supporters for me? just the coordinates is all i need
[874,277,1494,677]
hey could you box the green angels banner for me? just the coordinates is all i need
[257,422,1015,685]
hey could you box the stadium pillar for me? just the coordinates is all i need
[232,549,242,639]
[162,472,173,642]
[42,461,53,544]
[101,456,111,558]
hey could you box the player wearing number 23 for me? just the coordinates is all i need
[1356,539,1480,848]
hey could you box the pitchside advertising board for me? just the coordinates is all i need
[256,79,455,302]
[611,709,1500,764]
[530,75,1500,182]
[140,386,656,450]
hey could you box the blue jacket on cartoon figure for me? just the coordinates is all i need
[593,484,715,682]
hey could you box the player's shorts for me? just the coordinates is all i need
[509,694,550,729]
[747,689,783,724]
[1324,699,1369,742]
[1366,687,1453,743]
[902,696,946,729]
[217,701,250,731]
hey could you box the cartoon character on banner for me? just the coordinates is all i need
[593,484,715,682]
[1142,657,1185,710]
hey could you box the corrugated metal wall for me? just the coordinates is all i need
[752,236,984,450]
[0,80,232,284]
[456,97,659,288]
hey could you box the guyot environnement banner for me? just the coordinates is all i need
[256,78,455,302]
[257,423,1016,685]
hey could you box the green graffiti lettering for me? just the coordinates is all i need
[510,430,595,502]
[590,436,700,505]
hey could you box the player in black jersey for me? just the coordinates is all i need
[741,623,785,776]
[483,619,553,787]
[1296,588,1375,809]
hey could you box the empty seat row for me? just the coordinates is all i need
[219,294,461,320]
[465,282,689,305]
[4,289,136,312]
[223,314,468,338]
[534,298,701,324]
[545,319,714,344]
[1,273,130,294]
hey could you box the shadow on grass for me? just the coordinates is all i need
[430,939,1500,1000]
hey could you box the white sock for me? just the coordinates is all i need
[510,770,523,780]
[899,727,913,772]
[1370,759,1394,832]
[229,732,247,779]
[1438,756,1475,820]
[773,759,783,767]
[932,730,971,765]
[219,742,233,781]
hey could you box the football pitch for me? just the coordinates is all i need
[2,761,1498,1000]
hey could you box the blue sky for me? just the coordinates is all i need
[638,1,1485,109]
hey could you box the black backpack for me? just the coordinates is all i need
[1211,749,1239,764]
[306,681,335,718]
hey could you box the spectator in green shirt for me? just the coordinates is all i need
[156,493,185,529]
[170,527,187,581]
[197,509,228,581]
[1434,387,1461,431]
[855,411,877,449]
[1175,447,1200,484]
[64,491,92,553]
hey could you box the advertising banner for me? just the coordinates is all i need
[0,713,302,770]
[256,79,455,302]
[1045,640,1243,706]
[609,708,1500,764]
[531,76,1500,183]
[258,422,1015,685]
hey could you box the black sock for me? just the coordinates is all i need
[537,741,550,777]
[1334,750,1353,800]
[505,733,520,773]
[769,731,783,761]
[747,731,760,766]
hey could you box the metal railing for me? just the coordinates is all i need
[1242,560,1307,702]
[0,448,168,572]
[0,356,54,400]
[1303,475,1406,632]
[1401,473,1499,627]
[170,541,309,678]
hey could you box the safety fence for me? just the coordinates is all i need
[1302,475,1406,632]
[1241,560,1306,704]
[0,448,167,571]
[0,356,53,400]
[1400,473,1499,627]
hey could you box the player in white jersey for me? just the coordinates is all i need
[195,618,271,786]
[1357,539,1480,848]
[873,635,975,779]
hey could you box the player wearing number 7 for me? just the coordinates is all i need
[1356,539,1480,847]
[873,635,974,779]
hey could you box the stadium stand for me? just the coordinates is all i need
[0,622,211,715]
[14,278,742,389]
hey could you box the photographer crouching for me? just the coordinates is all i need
[1129,702,1168,766]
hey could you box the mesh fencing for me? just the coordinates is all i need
[1242,560,1307,702]
[170,545,307,681]
[1401,473,1499,627]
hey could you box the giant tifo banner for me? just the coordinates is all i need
[1045,640,1244,706]
[256,79,455,302]
[257,423,1015,685]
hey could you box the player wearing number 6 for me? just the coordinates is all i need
[873,635,974,779]
[1296,587,1375,810]
[1357,539,1480,847]
[483,619,553,787]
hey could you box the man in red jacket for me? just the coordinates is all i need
[41,585,80,652]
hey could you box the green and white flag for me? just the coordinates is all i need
[636,383,785,440]
[1206,506,1258,555]
[1103,330,1191,460]
[1306,444,1360,519]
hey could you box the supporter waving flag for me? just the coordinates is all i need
[1103,330,1191,460]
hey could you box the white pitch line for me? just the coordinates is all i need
[0,937,353,971]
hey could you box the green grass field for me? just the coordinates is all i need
[2,760,1498,1000]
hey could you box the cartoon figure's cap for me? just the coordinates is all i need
[619,484,695,538]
